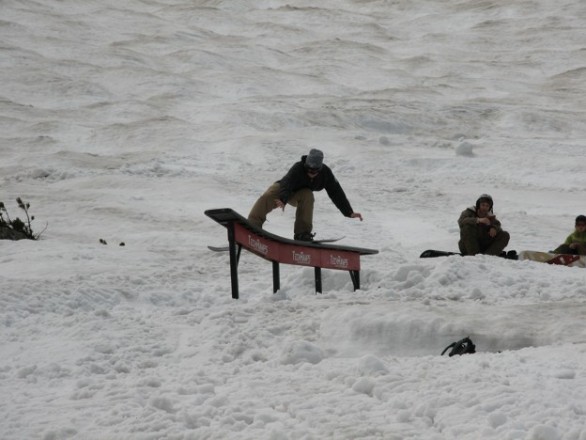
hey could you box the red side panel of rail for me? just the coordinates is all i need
[233,223,360,271]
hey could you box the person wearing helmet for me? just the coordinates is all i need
[457,194,510,256]
[553,215,586,255]
[247,149,363,241]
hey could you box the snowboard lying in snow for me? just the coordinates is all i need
[419,249,462,258]
[419,249,518,260]
[518,251,586,268]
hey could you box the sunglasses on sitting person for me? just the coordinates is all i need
[306,166,321,174]
[576,223,586,228]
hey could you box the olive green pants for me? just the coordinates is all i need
[458,223,510,256]
[248,183,314,235]
[553,244,586,255]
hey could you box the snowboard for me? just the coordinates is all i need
[208,245,236,252]
[420,249,461,258]
[208,236,345,252]
[420,249,519,260]
[518,251,586,268]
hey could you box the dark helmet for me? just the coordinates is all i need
[576,215,586,224]
[475,194,493,210]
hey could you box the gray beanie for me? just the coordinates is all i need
[306,149,324,169]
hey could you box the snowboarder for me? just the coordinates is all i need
[458,194,510,256]
[247,149,363,241]
[553,215,586,255]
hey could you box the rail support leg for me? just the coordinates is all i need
[273,261,280,293]
[227,223,239,299]
[349,270,360,291]
[315,267,322,293]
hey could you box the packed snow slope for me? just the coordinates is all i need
[1,0,586,439]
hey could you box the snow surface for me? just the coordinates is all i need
[2,0,586,439]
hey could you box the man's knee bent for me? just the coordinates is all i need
[248,183,281,227]
[459,223,477,239]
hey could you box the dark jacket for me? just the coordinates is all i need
[277,155,354,217]
[458,206,503,232]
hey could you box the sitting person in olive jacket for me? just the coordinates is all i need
[553,215,586,255]
[458,194,510,256]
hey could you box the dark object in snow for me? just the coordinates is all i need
[441,337,476,357]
